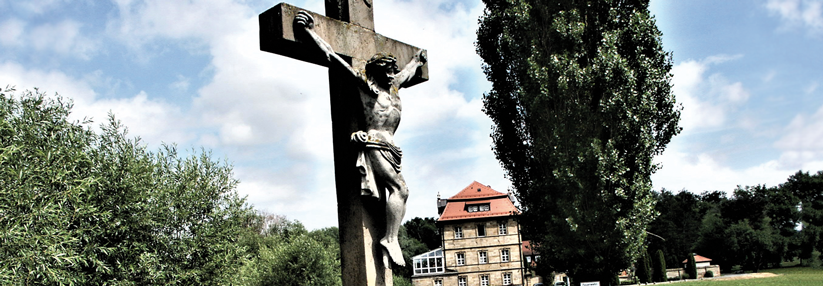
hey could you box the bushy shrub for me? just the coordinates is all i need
[653,249,667,282]
[686,254,698,279]
[704,270,714,278]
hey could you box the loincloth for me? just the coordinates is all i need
[354,137,402,198]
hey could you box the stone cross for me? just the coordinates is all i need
[259,1,428,286]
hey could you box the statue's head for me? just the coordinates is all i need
[366,53,398,87]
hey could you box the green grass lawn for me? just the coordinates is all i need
[670,267,823,286]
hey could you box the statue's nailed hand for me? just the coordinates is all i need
[296,11,314,29]
[415,49,427,65]
[351,131,369,144]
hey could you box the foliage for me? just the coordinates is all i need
[233,214,342,286]
[636,249,651,284]
[686,254,697,279]
[782,171,823,266]
[403,217,440,250]
[653,249,667,282]
[397,224,430,278]
[0,87,254,285]
[647,189,705,266]
[397,217,440,278]
[393,274,413,286]
[704,270,713,278]
[476,0,681,284]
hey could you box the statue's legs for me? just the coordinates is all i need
[366,149,409,266]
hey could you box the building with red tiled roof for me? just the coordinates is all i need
[412,181,534,286]
[682,254,713,268]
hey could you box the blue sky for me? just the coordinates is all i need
[2,0,823,230]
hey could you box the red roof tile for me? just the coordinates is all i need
[682,254,712,263]
[438,181,519,222]
[449,181,508,200]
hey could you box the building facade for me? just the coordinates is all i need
[412,181,525,286]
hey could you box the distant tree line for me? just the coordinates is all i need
[646,171,823,273]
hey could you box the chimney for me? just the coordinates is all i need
[437,191,447,215]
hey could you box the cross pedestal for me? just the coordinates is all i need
[259,1,428,286]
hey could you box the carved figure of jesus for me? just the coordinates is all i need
[296,11,426,266]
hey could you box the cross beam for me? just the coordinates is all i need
[260,3,428,87]
[259,2,429,286]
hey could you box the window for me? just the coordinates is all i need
[456,253,465,266]
[480,274,490,286]
[503,273,512,285]
[458,276,467,286]
[467,203,491,212]
[413,249,444,274]
[498,221,507,235]
[477,224,486,237]
[479,251,488,264]
[454,226,463,239]
[434,279,443,286]
[501,249,510,262]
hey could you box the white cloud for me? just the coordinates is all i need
[0,18,98,60]
[762,70,777,82]
[653,99,823,192]
[107,0,251,49]
[170,75,190,92]
[671,56,751,131]
[7,0,70,14]
[805,81,819,94]
[766,0,823,35]
[652,146,793,193]
[775,103,823,168]
[0,19,26,47]
[653,54,795,194]
[29,20,99,60]
[0,61,188,147]
[0,61,97,104]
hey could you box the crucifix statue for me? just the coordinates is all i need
[259,1,428,285]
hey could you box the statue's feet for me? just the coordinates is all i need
[380,238,405,266]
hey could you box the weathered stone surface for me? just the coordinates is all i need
[259,3,428,86]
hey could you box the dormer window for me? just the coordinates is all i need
[467,203,490,213]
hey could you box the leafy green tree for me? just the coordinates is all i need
[726,219,781,272]
[653,249,667,282]
[395,217,441,278]
[393,274,413,286]
[782,171,823,266]
[635,249,651,284]
[685,254,697,279]
[647,190,703,267]
[404,217,440,250]
[476,0,681,284]
[397,224,430,278]
[0,87,254,285]
[233,215,342,286]
[693,210,731,272]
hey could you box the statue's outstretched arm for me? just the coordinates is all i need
[296,11,361,80]
[394,49,426,87]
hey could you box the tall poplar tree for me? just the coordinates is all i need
[476,0,681,284]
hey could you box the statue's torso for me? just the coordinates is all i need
[360,85,401,145]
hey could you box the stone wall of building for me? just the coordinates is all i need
[665,265,721,280]
[413,218,525,286]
